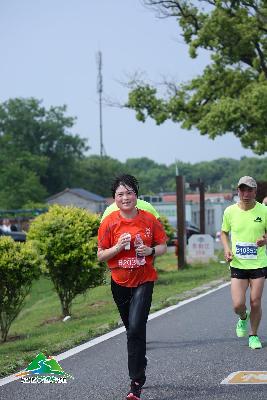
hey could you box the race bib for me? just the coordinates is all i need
[118,257,141,269]
[235,242,257,259]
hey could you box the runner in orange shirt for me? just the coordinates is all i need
[98,174,167,400]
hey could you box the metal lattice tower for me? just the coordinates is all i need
[96,51,105,157]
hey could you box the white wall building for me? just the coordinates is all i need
[47,188,106,214]
[140,193,233,237]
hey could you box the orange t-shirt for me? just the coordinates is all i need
[98,209,167,287]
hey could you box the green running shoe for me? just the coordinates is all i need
[236,311,250,337]
[249,335,262,349]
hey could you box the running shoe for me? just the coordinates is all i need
[127,356,147,399]
[126,381,142,400]
[236,310,250,337]
[249,335,262,349]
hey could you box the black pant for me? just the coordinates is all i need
[111,279,154,381]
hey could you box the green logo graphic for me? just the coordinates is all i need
[16,352,73,383]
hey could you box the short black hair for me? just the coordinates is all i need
[111,174,139,198]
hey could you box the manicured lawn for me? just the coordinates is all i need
[0,251,229,377]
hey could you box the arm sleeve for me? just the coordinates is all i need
[221,209,230,233]
[153,218,168,244]
[98,219,112,249]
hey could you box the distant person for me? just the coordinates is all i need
[10,223,18,232]
[221,176,267,349]
[101,198,160,222]
[98,174,167,400]
[262,196,267,206]
[215,231,221,242]
[0,218,11,232]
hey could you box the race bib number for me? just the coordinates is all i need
[118,257,141,269]
[235,242,257,259]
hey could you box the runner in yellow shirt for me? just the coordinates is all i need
[221,176,267,349]
[101,199,160,222]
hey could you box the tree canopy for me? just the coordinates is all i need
[127,0,267,154]
[69,155,266,196]
[0,97,265,209]
[0,98,88,207]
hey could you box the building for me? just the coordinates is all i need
[47,188,106,214]
[140,192,234,237]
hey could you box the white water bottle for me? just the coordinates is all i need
[134,234,146,266]
[124,233,131,250]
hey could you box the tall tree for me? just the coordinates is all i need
[0,162,48,209]
[73,155,125,197]
[127,1,267,154]
[0,146,48,208]
[124,157,175,193]
[0,98,88,197]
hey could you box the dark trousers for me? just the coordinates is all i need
[111,279,154,381]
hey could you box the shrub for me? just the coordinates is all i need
[159,215,175,245]
[0,237,42,342]
[27,205,106,317]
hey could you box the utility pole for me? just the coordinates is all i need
[190,179,205,234]
[96,51,104,157]
[199,181,205,234]
[176,175,186,269]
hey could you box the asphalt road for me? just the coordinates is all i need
[1,283,267,400]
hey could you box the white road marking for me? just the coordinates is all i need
[221,371,267,384]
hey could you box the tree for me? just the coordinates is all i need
[124,158,171,193]
[0,156,48,209]
[159,214,175,245]
[0,98,88,198]
[27,205,106,317]
[0,237,42,342]
[73,155,125,197]
[256,181,267,203]
[127,1,267,154]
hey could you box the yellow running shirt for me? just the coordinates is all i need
[101,199,160,222]
[221,202,267,269]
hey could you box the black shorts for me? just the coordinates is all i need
[230,266,267,280]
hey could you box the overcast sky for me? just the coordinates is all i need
[0,0,259,165]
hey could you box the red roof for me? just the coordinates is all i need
[162,193,232,203]
[105,192,233,204]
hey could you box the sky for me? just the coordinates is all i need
[0,0,260,166]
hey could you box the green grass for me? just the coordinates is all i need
[0,251,229,377]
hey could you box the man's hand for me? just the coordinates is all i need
[256,234,267,247]
[221,231,233,262]
[224,249,233,262]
